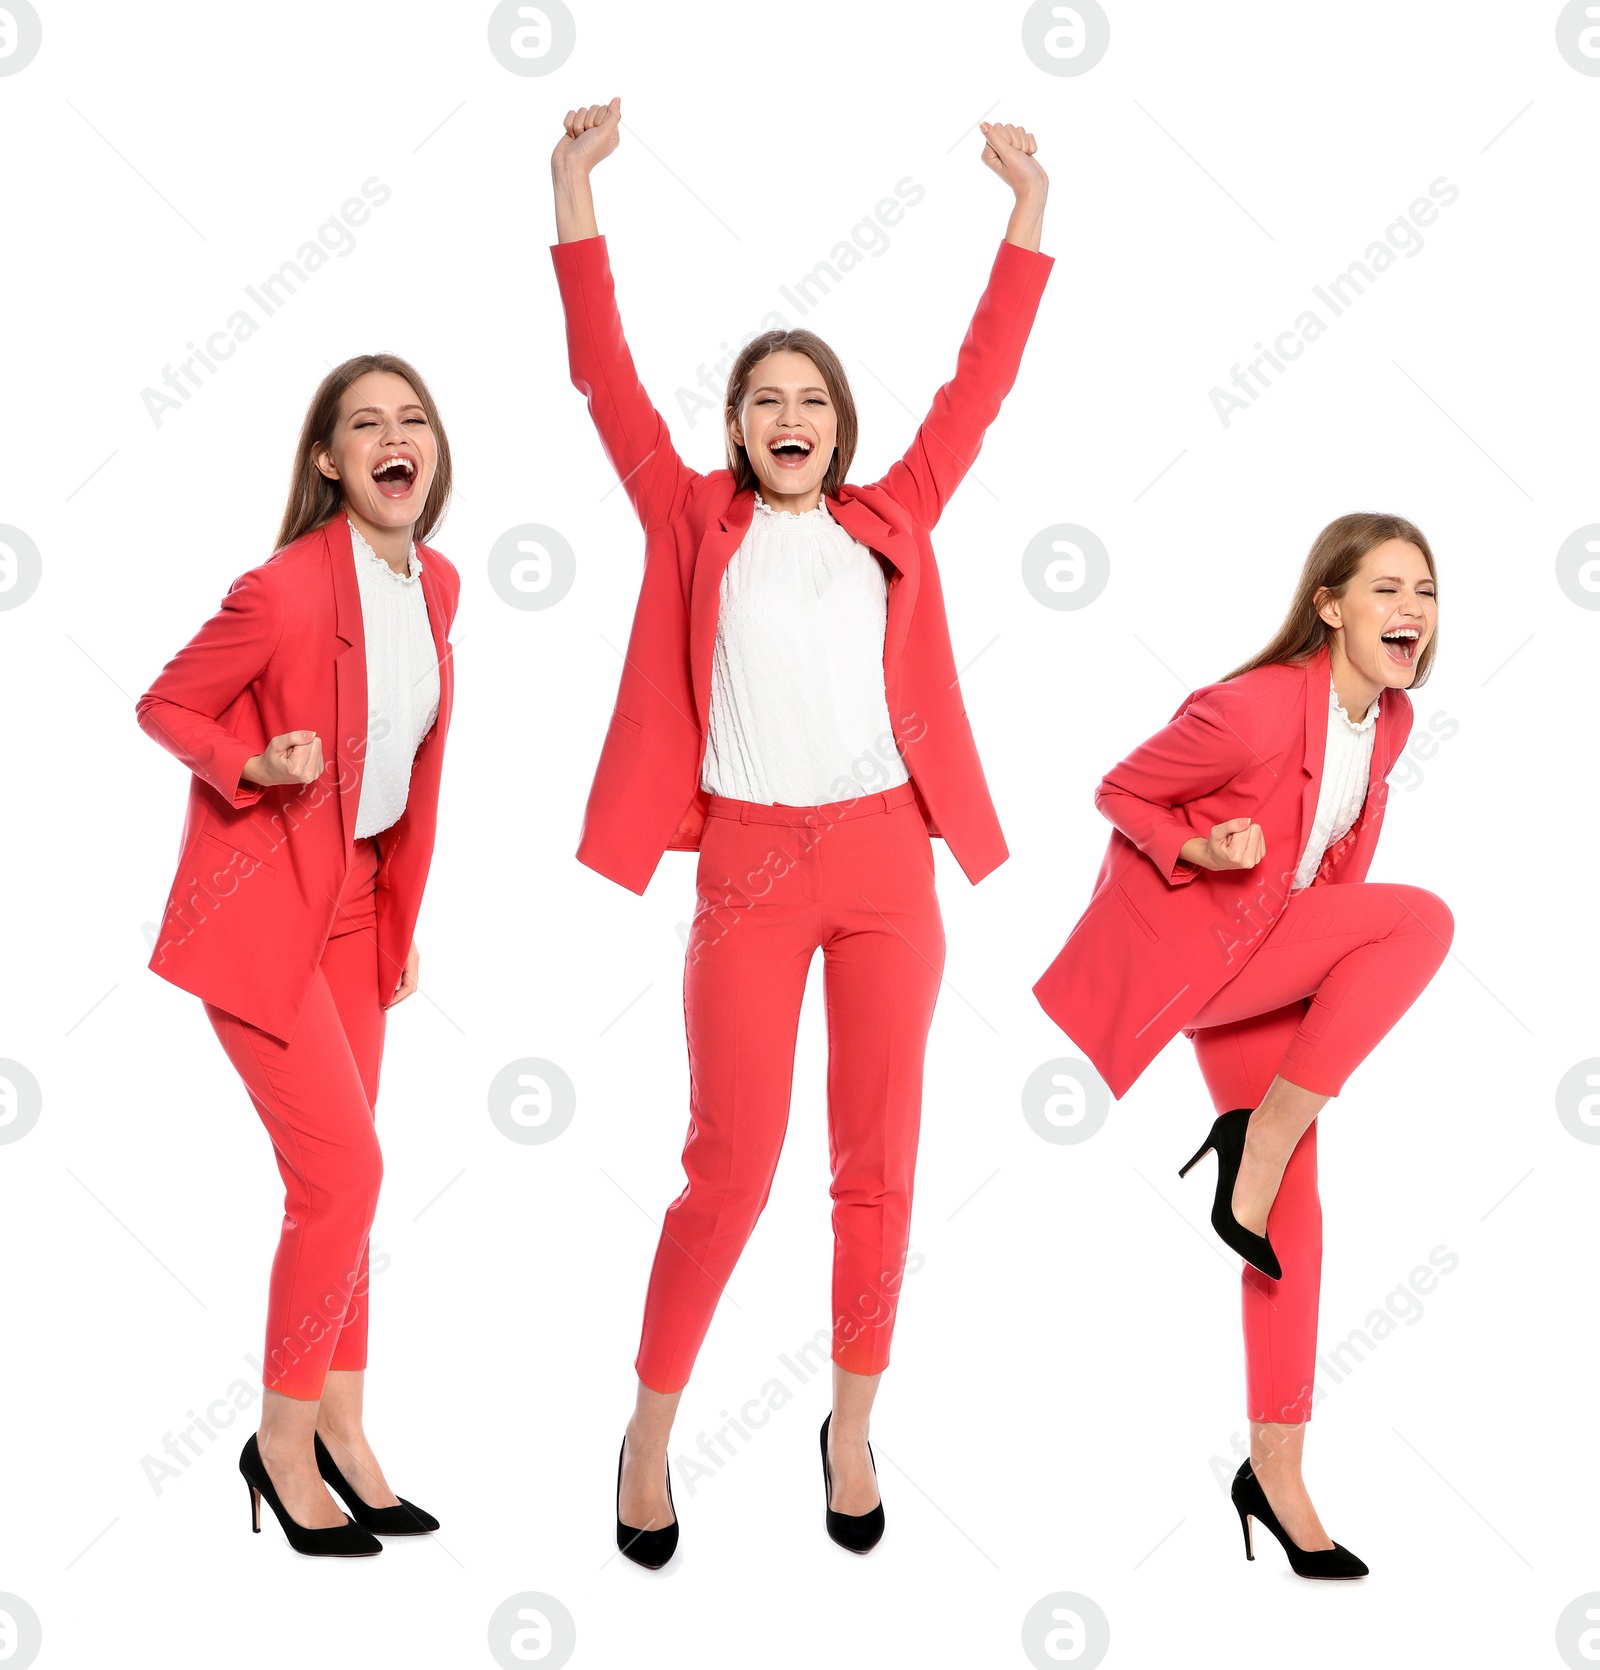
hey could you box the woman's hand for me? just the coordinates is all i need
[552,97,620,241]
[980,120,1048,251]
[1181,818,1266,872]
[390,939,420,1005]
[241,730,323,788]
[553,96,621,176]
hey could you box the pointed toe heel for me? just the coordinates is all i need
[1178,1107,1283,1280]
[313,1431,439,1535]
[820,1414,885,1554]
[615,1435,679,1570]
[239,1434,382,1557]
[1230,1458,1368,1580]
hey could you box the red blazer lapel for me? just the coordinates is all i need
[830,490,919,685]
[1297,646,1330,862]
[688,490,756,732]
[326,516,367,859]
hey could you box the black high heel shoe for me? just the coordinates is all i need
[1177,1106,1282,1279]
[313,1431,439,1535]
[239,1433,382,1557]
[820,1413,885,1553]
[615,1435,679,1570]
[1231,1458,1368,1580]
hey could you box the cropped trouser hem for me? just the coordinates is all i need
[634,782,943,1394]
[637,1340,898,1399]
[1185,881,1452,1424]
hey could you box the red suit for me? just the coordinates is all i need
[139,516,459,1397]
[554,233,1053,1389]
[1034,647,1451,1421]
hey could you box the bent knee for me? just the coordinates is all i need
[1397,886,1453,950]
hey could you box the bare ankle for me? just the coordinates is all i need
[257,1428,308,1463]
[625,1425,669,1462]
[1252,1452,1301,1490]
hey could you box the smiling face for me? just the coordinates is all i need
[311,369,437,533]
[1316,537,1437,690]
[729,350,838,505]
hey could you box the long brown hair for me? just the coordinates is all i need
[274,353,453,551]
[1223,512,1439,688]
[724,330,859,497]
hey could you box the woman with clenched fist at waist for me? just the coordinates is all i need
[550,96,1051,1565]
[1034,513,1452,1580]
[137,354,459,1557]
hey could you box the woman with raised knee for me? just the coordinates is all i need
[138,356,459,1556]
[549,96,1052,1565]
[1034,513,1451,1580]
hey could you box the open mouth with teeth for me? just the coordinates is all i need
[371,452,418,500]
[1380,626,1421,666]
[766,434,814,470]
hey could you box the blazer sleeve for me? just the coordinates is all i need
[135,564,284,809]
[1095,679,1274,886]
[550,234,700,534]
[869,238,1053,528]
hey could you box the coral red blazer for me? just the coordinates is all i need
[1032,646,1414,1098]
[137,515,459,1043]
[551,233,1053,894]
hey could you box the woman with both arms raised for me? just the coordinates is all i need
[549,96,1051,1564]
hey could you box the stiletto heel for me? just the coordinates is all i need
[1176,1132,1215,1177]
[1177,1106,1282,1279]
[238,1433,382,1557]
[615,1435,679,1570]
[820,1414,885,1553]
[313,1431,438,1535]
[1230,1458,1367,1580]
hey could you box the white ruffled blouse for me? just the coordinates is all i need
[348,516,440,839]
[700,493,912,806]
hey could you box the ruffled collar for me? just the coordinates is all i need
[348,515,422,583]
[1329,679,1380,732]
[753,490,830,523]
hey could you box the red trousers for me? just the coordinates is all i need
[1182,880,1453,1423]
[635,781,945,1393]
[204,837,386,1401]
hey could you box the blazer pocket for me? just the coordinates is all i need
[191,830,277,894]
[609,709,642,736]
[1112,884,1161,944]
[203,816,279,871]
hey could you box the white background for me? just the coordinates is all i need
[2,2,1596,1667]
